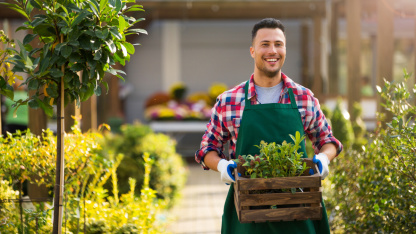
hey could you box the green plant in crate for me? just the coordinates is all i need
[234,131,308,179]
[325,69,416,233]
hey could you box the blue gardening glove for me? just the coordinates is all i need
[217,159,238,185]
[309,153,330,180]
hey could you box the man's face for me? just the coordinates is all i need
[250,28,286,78]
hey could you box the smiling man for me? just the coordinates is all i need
[195,18,343,233]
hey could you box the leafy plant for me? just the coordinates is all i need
[234,131,309,179]
[330,98,355,149]
[0,30,22,102]
[1,0,146,114]
[100,123,188,208]
[0,125,175,233]
[325,69,416,233]
[1,0,147,230]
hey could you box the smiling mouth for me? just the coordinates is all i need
[265,58,278,62]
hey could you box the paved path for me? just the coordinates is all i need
[167,159,229,234]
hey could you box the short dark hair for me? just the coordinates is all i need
[251,18,285,42]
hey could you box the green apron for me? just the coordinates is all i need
[221,81,330,234]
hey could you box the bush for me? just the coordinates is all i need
[101,122,188,208]
[0,125,174,233]
[325,70,416,233]
[330,98,355,149]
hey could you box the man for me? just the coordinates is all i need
[195,18,343,233]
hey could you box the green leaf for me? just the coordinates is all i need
[0,77,14,100]
[46,84,59,98]
[70,63,83,72]
[28,99,39,109]
[23,34,37,45]
[119,43,127,57]
[126,28,147,35]
[82,69,89,83]
[115,0,122,12]
[28,79,39,90]
[36,98,54,116]
[109,27,122,40]
[94,86,102,96]
[79,35,91,50]
[105,40,116,53]
[68,40,80,47]
[94,49,102,60]
[29,0,42,10]
[102,81,109,94]
[119,15,126,32]
[39,55,50,73]
[72,10,89,26]
[69,52,81,63]
[100,0,108,13]
[49,68,64,78]
[66,3,81,12]
[16,25,30,32]
[124,7,145,13]
[87,0,100,17]
[122,42,135,54]
[81,84,94,101]
[34,23,56,37]
[115,74,125,81]
[95,29,107,40]
[61,45,72,58]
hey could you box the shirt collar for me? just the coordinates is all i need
[247,73,292,101]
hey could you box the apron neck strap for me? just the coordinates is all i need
[288,88,297,108]
[244,80,251,107]
[244,80,297,108]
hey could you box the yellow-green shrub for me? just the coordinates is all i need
[0,126,172,233]
[101,123,188,208]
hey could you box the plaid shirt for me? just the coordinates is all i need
[195,73,343,169]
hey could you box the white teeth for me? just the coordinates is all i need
[266,59,277,62]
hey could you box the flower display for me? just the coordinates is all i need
[145,82,227,121]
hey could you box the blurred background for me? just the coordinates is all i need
[2,0,416,143]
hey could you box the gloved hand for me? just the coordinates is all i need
[309,153,330,180]
[217,159,238,185]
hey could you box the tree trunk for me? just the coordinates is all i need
[52,44,65,233]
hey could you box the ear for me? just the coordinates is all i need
[250,46,255,59]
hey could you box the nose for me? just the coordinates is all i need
[269,45,278,54]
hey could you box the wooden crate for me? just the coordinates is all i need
[233,158,322,223]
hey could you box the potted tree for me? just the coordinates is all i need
[0,0,146,232]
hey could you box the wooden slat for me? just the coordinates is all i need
[375,0,394,119]
[328,0,340,95]
[346,0,361,120]
[238,176,320,190]
[240,205,322,223]
[311,15,322,98]
[233,185,241,221]
[240,191,322,206]
[141,1,326,20]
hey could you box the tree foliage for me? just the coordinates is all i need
[1,0,146,115]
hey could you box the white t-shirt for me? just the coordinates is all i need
[254,82,283,104]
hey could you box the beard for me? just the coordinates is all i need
[258,65,280,78]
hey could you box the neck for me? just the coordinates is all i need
[253,70,282,87]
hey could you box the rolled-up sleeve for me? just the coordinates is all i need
[306,96,343,156]
[195,98,230,170]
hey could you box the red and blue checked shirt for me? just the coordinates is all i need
[195,73,343,169]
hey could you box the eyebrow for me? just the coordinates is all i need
[259,40,284,44]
